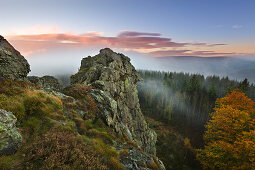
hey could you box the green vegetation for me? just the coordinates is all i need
[0,80,63,121]
[0,81,126,169]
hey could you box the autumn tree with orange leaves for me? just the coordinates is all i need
[197,89,255,169]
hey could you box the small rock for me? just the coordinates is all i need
[0,109,22,156]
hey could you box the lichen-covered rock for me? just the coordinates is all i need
[0,109,22,156]
[0,35,30,80]
[28,75,63,91]
[71,48,158,155]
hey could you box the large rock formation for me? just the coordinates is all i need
[71,48,157,155]
[0,109,22,156]
[0,35,30,80]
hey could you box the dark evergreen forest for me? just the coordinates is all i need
[137,70,255,147]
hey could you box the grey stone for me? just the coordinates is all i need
[0,109,22,156]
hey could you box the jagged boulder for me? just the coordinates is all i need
[0,109,22,156]
[28,75,63,91]
[0,35,30,80]
[71,48,157,155]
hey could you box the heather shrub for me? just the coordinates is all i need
[63,83,93,99]
[107,157,125,170]
[119,149,129,159]
[22,127,107,169]
[92,139,124,169]
[74,116,87,135]
[23,95,45,116]
[0,94,25,120]
[63,84,99,119]
[23,90,63,117]
[87,128,114,145]
[0,80,34,96]
[21,116,41,132]
[0,80,63,120]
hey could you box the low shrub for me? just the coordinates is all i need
[0,94,25,120]
[24,90,63,117]
[119,149,129,159]
[0,82,63,121]
[92,139,118,159]
[107,157,125,170]
[22,116,41,132]
[22,127,107,169]
[63,84,93,99]
[87,129,114,145]
[63,84,99,118]
[0,80,34,96]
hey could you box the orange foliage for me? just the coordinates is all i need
[197,89,255,169]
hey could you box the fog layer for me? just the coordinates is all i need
[27,49,255,83]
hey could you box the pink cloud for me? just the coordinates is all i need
[6,31,234,57]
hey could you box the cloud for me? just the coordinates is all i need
[118,31,161,37]
[191,43,227,47]
[232,25,243,29]
[6,30,235,57]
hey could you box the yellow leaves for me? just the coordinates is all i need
[197,89,255,169]
[216,89,255,113]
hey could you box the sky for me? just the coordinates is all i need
[0,0,255,75]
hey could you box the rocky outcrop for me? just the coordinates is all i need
[71,48,164,169]
[28,75,63,91]
[0,35,30,80]
[0,109,22,156]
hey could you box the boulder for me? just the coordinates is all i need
[0,35,30,80]
[0,109,22,156]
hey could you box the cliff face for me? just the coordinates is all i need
[0,36,30,80]
[71,48,158,155]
